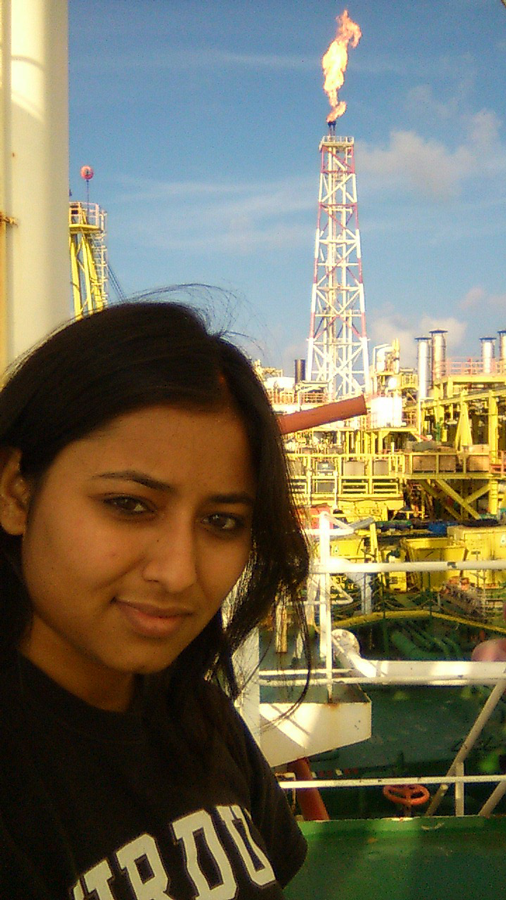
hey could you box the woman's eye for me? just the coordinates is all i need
[204,513,244,534]
[104,496,152,515]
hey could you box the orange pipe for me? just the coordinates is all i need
[287,758,330,821]
[278,394,367,435]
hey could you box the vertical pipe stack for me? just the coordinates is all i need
[430,330,447,383]
[416,337,431,401]
[480,337,495,375]
[498,331,506,374]
[294,358,306,384]
[1,0,70,366]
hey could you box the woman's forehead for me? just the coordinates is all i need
[50,405,256,492]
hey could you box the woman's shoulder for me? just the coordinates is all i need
[161,673,257,769]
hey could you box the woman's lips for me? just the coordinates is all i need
[114,599,191,638]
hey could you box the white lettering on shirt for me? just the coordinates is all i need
[71,881,86,900]
[171,809,237,900]
[81,859,116,899]
[217,806,275,887]
[70,805,274,899]
[117,833,175,900]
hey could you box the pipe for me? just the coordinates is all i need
[312,558,506,574]
[498,330,506,362]
[426,672,506,815]
[286,758,330,821]
[415,337,430,400]
[294,358,306,384]
[2,0,70,364]
[278,394,367,434]
[430,329,447,382]
[0,0,12,372]
[480,337,495,374]
[479,779,506,817]
[278,773,506,790]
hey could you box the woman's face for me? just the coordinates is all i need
[6,405,255,710]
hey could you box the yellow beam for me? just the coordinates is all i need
[431,477,481,520]
[421,481,462,520]
[336,608,506,633]
[465,483,492,505]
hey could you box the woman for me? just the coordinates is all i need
[0,301,311,899]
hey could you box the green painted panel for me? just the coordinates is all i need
[285,816,506,900]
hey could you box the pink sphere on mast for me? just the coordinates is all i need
[80,165,94,181]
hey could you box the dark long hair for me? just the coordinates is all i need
[0,301,310,699]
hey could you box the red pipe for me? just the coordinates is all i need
[287,758,330,821]
[278,394,367,435]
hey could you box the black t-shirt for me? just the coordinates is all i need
[0,656,306,899]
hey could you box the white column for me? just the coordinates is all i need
[2,0,70,364]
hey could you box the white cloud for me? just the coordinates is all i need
[115,179,242,202]
[467,109,502,145]
[114,174,316,255]
[405,85,460,122]
[419,316,468,350]
[356,111,504,201]
[213,51,313,70]
[357,131,472,200]
[460,286,486,310]
[368,308,468,367]
[73,48,312,74]
[460,285,506,313]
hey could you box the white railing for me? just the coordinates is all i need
[266,520,506,816]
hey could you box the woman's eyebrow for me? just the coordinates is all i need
[92,471,255,505]
[209,492,255,507]
[92,471,172,492]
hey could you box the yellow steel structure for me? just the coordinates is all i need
[275,357,506,523]
[285,438,506,523]
[406,364,506,521]
[334,608,506,634]
[69,201,108,317]
[288,449,406,521]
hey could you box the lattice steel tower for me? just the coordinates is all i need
[69,201,108,317]
[306,133,369,399]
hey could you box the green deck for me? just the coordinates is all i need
[285,816,506,899]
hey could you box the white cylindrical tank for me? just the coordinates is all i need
[480,337,495,375]
[416,337,431,400]
[498,331,506,372]
[1,0,70,366]
[430,329,447,383]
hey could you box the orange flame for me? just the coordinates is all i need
[322,9,362,123]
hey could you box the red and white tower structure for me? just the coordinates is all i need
[306,131,369,400]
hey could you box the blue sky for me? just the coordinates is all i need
[69,0,506,372]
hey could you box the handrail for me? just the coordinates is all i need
[426,675,506,815]
[444,357,506,376]
[313,558,506,574]
[267,546,506,818]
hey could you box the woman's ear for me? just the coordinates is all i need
[0,449,31,536]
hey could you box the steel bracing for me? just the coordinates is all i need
[307,135,369,400]
[69,202,108,317]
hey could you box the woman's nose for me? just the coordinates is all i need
[141,525,198,593]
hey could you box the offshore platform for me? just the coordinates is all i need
[67,134,506,539]
[258,123,506,533]
[6,5,506,887]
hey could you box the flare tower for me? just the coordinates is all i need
[306,132,370,400]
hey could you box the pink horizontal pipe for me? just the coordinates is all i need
[278,394,367,435]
